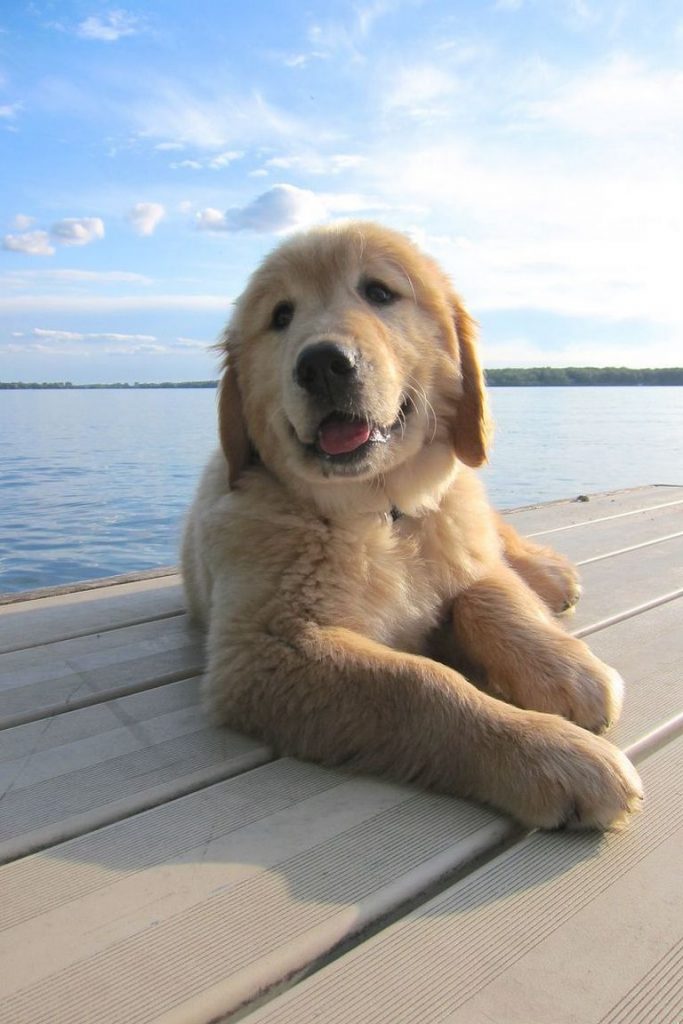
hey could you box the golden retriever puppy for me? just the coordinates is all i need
[182,221,642,830]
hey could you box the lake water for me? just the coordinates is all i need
[1,387,681,594]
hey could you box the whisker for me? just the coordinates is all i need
[404,375,438,445]
[393,260,418,304]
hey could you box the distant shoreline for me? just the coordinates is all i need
[2,367,682,389]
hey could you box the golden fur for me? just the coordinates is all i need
[182,221,642,830]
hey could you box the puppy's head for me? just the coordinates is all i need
[220,222,490,504]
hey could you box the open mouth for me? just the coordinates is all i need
[306,401,411,463]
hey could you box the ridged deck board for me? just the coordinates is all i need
[0,614,203,727]
[1,592,679,868]
[0,486,680,1024]
[503,485,683,534]
[569,532,683,631]
[0,677,271,862]
[0,763,513,1024]
[586,598,682,750]
[240,736,683,1024]
[541,500,683,564]
[0,574,184,654]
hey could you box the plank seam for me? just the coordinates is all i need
[525,497,683,538]
[0,744,274,866]
[0,671,204,732]
[0,609,185,657]
[576,530,683,566]
[623,712,683,764]
[236,738,682,1024]
[0,567,179,607]
[573,589,683,638]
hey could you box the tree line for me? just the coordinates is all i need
[1,367,682,389]
[485,367,683,386]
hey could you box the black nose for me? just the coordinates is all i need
[295,342,358,400]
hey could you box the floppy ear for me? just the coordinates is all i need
[450,294,491,467]
[218,358,250,489]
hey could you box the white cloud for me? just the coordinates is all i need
[170,150,243,171]
[303,3,400,63]
[320,191,392,214]
[134,85,302,150]
[200,184,327,234]
[307,21,360,61]
[1,269,152,289]
[175,337,209,349]
[14,328,158,344]
[355,1,395,37]
[208,185,324,234]
[196,185,392,235]
[51,217,105,247]
[383,65,459,118]
[0,102,21,120]
[12,329,82,343]
[521,56,683,138]
[354,48,683,335]
[2,230,55,256]
[6,329,214,358]
[127,202,165,236]
[369,144,683,331]
[208,150,243,169]
[77,10,141,42]
[0,293,230,313]
[195,207,229,231]
[264,152,365,175]
[480,335,681,370]
[12,214,35,230]
[3,216,106,254]
[282,52,326,68]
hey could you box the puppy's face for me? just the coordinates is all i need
[222,222,488,494]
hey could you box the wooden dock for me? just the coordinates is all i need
[1,485,681,1024]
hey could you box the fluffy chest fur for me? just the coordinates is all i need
[186,451,500,656]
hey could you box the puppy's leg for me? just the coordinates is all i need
[498,517,581,614]
[452,565,623,733]
[204,611,641,831]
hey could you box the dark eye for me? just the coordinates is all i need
[271,301,294,331]
[363,280,396,306]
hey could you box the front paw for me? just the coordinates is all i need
[490,637,624,734]
[550,644,624,734]
[500,716,643,831]
[527,551,582,614]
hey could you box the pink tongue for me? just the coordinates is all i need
[318,418,371,455]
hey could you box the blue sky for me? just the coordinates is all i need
[1,0,682,383]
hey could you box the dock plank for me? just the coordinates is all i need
[0,686,269,863]
[569,533,683,631]
[504,485,683,534]
[1,490,679,730]
[0,676,200,764]
[0,615,203,728]
[1,592,679,867]
[0,485,680,1024]
[0,762,513,1024]
[0,589,678,1020]
[0,575,184,654]
[540,502,683,565]
[239,736,683,1024]
[587,598,683,751]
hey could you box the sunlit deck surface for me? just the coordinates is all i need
[1,485,681,1024]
